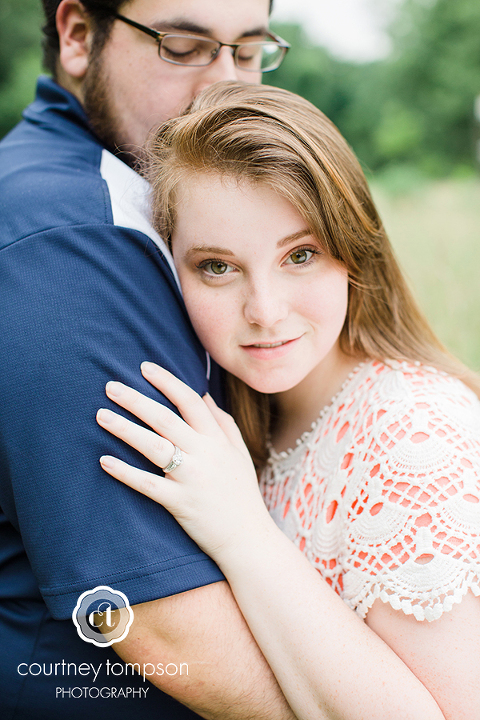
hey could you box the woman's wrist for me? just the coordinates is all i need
[212,504,282,572]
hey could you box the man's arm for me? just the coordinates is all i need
[115,581,296,720]
[0,221,292,718]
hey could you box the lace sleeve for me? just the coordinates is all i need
[341,367,480,621]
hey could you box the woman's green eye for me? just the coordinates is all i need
[289,249,312,264]
[198,259,235,277]
[206,261,229,275]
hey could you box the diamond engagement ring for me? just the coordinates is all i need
[163,446,183,473]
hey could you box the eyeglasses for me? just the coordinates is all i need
[112,12,290,72]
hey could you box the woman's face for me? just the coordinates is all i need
[172,173,349,394]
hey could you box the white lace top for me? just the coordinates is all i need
[260,360,480,621]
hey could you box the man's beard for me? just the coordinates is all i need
[82,52,140,169]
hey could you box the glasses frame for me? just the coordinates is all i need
[112,12,290,72]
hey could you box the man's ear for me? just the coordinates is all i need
[56,0,94,79]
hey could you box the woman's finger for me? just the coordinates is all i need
[141,362,223,437]
[97,408,178,471]
[99,455,179,509]
[202,394,250,458]
[105,381,197,449]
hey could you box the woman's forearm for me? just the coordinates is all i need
[215,520,445,720]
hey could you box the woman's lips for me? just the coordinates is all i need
[240,336,302,360]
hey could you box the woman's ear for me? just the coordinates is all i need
[56,0,94,80]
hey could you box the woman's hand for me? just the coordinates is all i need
[96,362,272,561]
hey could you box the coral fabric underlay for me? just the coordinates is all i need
[261,360,480,621]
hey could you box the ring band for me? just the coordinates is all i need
[163,446,183,473]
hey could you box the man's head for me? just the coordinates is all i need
[42,0,275,159]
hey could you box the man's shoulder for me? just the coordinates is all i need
[0,110,111,249]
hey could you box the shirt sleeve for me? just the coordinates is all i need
[341,368,480,621]
[0,223,224,619]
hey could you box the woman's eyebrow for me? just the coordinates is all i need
[185,245,235,259]
[277,229,312,248]
[184,232,312,260]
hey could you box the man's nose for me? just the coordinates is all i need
[244,281,289,328]
[195,46,244,91]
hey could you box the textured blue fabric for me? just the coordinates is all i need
[0,77,224,718]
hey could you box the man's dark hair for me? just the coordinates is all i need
[41,1,275,78]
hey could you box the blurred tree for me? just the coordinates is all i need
[0,0,42,139]
[371,0,480,174]
[272,1,480,176]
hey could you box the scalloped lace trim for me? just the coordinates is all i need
[260,360,480,621]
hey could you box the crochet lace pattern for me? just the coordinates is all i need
[260,360,480,621]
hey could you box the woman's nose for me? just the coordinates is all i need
[244,282,289,328]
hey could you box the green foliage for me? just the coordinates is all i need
[0,0,43,139]
[379,0,480,174]
[374,102,425,159]
[270,1,480,175]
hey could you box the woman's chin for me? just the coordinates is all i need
[236,372,301,395]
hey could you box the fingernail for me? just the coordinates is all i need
[100,456,116,469]
[106,381,125,397]
[97,409,116,424]
[141,362,159,376]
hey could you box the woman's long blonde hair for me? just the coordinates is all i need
[146,81,480,466]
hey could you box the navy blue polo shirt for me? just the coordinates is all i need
[0,77,224,719]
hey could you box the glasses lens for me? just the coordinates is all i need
[160,35,220,65]
[159,35,286,71]
[236,43,285,72]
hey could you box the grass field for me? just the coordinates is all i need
[370,177,480,372]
